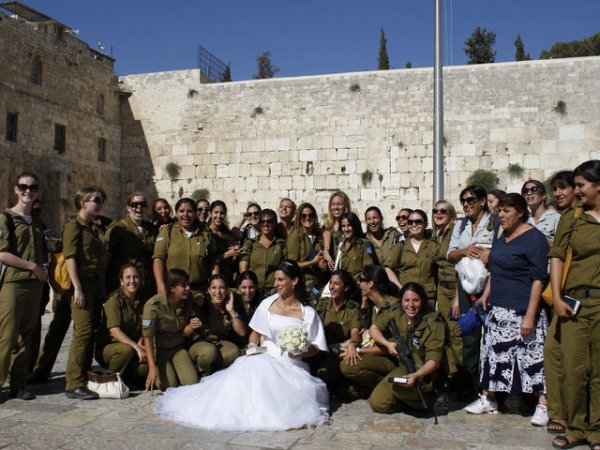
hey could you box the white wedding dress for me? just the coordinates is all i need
[154,294,330,431]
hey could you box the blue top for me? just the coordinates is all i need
[488,226,549,311]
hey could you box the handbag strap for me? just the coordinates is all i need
[333,242,343,270]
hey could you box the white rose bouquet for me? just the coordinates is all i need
[276,325,310,355]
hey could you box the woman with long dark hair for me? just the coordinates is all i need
[339,212,376,283]
[365,206,401,268]
[207,200,241,286]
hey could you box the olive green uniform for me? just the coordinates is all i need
[0,211,46,391]
[369,309,445,413]
[63,216,105,391]
[142,293,198,389]
[210,229,238,287]
[187,299,247,375]
[367,227,401,267]
[340,238,376,283]
[339,295,400,398]
[315,298,360,387]
[435,227,457,320]
[548,206,600,442]
[153,223,215,292]
[286,229,325,301]
[95,291,148,383]
[388,238,438,311]
[105,216,157,301]
[240,237,286,296]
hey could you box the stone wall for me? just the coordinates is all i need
[0,11,125,230]
[121,57,600,224]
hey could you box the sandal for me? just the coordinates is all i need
[548,420,567,434]
[552,435,587,449]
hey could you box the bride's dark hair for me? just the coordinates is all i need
[278,259,307,304]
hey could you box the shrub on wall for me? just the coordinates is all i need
[165,162,181,180]
[191,188,210,201]
[466,169,499,192]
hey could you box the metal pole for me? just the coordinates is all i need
[433,0,444,202]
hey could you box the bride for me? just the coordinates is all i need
[154,259,329,431]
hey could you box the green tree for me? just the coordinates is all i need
[253,51,280,79]
[514,33,531,61]
[221,63,232,82]
[464,26,496,64]
[540,31,600,59]
[405,61,412,68]
[377,27,390,70]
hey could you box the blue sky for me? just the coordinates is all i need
[12,1,600,79]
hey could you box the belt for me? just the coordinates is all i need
[567,287,600,299]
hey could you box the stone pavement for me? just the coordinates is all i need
[0,313,557,450]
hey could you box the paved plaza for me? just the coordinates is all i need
[0,313,557,449]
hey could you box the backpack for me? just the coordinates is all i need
[0,212,16,287]
[49,251,71,294]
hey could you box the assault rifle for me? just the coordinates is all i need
[387,319,438,424]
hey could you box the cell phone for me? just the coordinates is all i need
[562,294,581,316]
[387,376,408,384]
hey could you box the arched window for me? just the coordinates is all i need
[96,94,105,115]
[31,56,43,85]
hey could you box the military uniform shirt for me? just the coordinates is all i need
[317,299,360,345]
[340,238,375,282]
[97,291,142,347]
[62,215,105,277]
[367,227,401,267]
[142,292,190,349]
[240,237,286,291]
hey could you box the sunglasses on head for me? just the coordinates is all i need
[521,186,542,195]
[407,219,425,226]
[16,183,39,192]
[358,275,369,283]
[395,214,409,221]
[432,208,449,215]
[460,197,478,205]
[130,201,147,209]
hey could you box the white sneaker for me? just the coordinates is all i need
[530,403,549,426]
[464,394,498,414]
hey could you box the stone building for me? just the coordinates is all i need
[0,2,131,231]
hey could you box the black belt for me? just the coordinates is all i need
[567,287,600,299]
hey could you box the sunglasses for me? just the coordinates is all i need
[300,213,314,220]
[87,197,104,205]
[407,219,425,226]
[259,219,276,225]
[432,208,449,215]
[460,197,478,205]
[130,201,147,209]
[521,186,542,195]
[16,183,39,192]
[197,207,209,213]
[395,214,409,221]
[245,212,260,217]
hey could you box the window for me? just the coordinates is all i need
[54,124,66,153]
[98,137,106,161]
[31,56,43,85]
[96,94,105,115]
[6,112,18,142]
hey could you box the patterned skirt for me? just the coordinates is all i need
[480,306,547,394]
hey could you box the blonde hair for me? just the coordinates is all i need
[323,191,352,231]
[432,200,457,236]
[73,186,103,211]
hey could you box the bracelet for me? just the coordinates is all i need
[230,312,240,319]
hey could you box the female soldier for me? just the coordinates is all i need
[0,172,48,400]
[365,206,401,268]
[286,202,326,302]
[143,269,198,390]
[196,198,210,226]
[208,200,241,287]
[105,192,157,301]
[432,200,458,320]
[239,209,286,297]
[339,212,376,283]
[550,160,600,450]
[153,198,217,297]
[188,274,249,376]
[388,209,438,311]
[339,265,399,400]
[231,203,261,243]
[322,191,352,270]
[368,282,446,414]
[236,270,261,319]
[96,264,148,386]
[276,198,297,239]
[152,198,173,228]
[315,269,361,391]
[63,186,106,400]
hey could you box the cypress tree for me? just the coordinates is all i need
[378,27,390,70]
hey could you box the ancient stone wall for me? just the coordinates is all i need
[0,11,124,230]
[121,57,600,224]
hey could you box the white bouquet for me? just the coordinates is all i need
[276,325,310,355]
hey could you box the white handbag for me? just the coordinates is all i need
[87,371,130,399]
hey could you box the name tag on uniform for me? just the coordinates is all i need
[142,319,153,327]
[411,336,420,349]
[156,236,164,242]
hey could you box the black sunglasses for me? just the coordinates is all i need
[259,219,276,225]
[460,197,478,205]
[16,183,39,192]
[130,201,147,208]
[522,186,542,195]
[197,207,209,213]
[432,208,449,215]
[395,214,409,221]
[407,219,425,226]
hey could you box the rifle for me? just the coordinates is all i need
[388,319,438,424]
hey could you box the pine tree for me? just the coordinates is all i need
[253,51,280,79]
[464,26,496,64]
[514,34,531,61]
[377,27,390,70]
[221,63,232,82]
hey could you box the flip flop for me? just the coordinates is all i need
[552,435,587,449]
[547,420,567,434]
